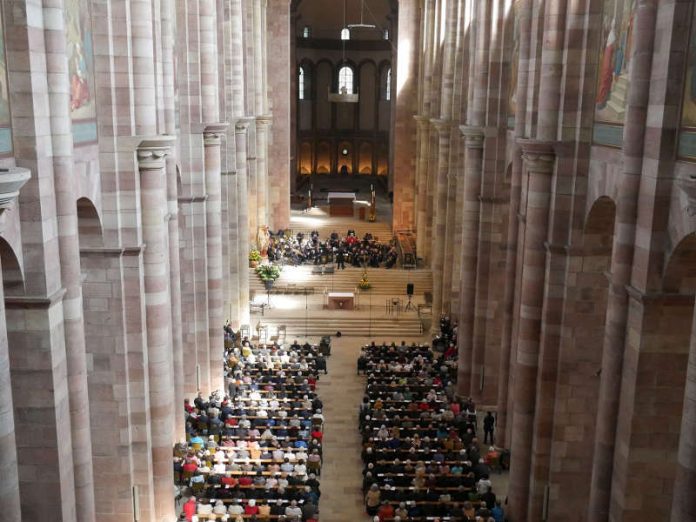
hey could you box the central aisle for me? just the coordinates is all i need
[316,335,431,521]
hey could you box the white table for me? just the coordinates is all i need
[327,291,355,310]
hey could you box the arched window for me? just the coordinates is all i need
[383,28,390,40]
[298,66,306,100]
[338,66,354,95]
[302,26,311,38]
[340,27,350,40]
[385,68,392,101]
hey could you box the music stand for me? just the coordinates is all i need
[404,294,415,312]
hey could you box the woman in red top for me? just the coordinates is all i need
[238,475,253,486]
[182,460,198,474]
[183,497,197,521]
[245,499,259,516]
[221,475,238,487]
[311,429,323,441]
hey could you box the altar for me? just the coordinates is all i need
[327,192,356,217]
[327,291,355,310]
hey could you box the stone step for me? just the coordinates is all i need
[249,317,424,337]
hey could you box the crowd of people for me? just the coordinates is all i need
[266,229,399,269]
[358,336,505,522]
[176,337,329,521]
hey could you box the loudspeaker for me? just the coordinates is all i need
[406,283,414,296]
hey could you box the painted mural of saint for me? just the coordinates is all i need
[596,21,616,109]
[65,0,96,120]
[70,43,91,111]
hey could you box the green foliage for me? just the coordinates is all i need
[248,249,262,262]
[256,263,282,282]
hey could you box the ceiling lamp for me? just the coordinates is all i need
[347,0,376,30]
[329,0,359,103]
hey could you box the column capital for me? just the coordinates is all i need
[203,122,229,146]
[677,174,696,216]
[256,114,273,127]
[413,114,430,130]
[431,118,456,134]
[459,125,485,148]
[137,136,176,170]
[234,117,255,133]
[0,167,31,210]
[517,138,555,173]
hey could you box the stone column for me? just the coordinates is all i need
[456,125,484,396]
[391,0,420,231]
[414,115,430,260]
[256,116,271,230]
[137,137,176,522]
[266,0,291,230]
[496,0,533,447]
[587,2,658,519]
[225,169,241,328]
[0,168,30,522]
[507,139,555,522]
[672,294,696,521]
[204,124,228,393]
[236,119,252,326]
[430,119,452,325]
[161,0,184,441]
[0,256,19,522]
[43,0,96,514]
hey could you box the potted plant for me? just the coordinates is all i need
[249,249,262,268]
[358,271,371,290]
[256,264,282,290]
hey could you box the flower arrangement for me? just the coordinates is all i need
[256,263,282,283]
[358,271,371,290]
[248,249,262,268]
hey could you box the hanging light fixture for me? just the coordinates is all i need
[347,0,377,30]
[329,0,359,103]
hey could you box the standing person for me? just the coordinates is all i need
[336,248,346,270]
[483,411,496,445]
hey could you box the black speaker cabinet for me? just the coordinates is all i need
[406,283,414,296]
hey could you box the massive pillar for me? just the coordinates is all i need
[496,0,533,446]
[137,138,176,522]
[392,0,420,232]
[0,254,20,522]
[161,0,185,440]
[414,115,430,260]
[430,120,453,325]
[203,124,228,393]
[256,116,271,230]
[44,0,96,515]
[266,0,291,230]
[456,126,484,396]
[587,2,657,520]
[0,174,29,522]
[672,300,696,521]
[236,119,252,326]
[507,140,555,522]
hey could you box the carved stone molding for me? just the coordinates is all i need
[203,122,229,146]
[137,136,176,171]
[431,118,456,137]
[413,114,430,131]
[459,125,485,149]
[0,167,31,210]
[256,114,273,126]
[518,138,555,173]
[234,117,254,133]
